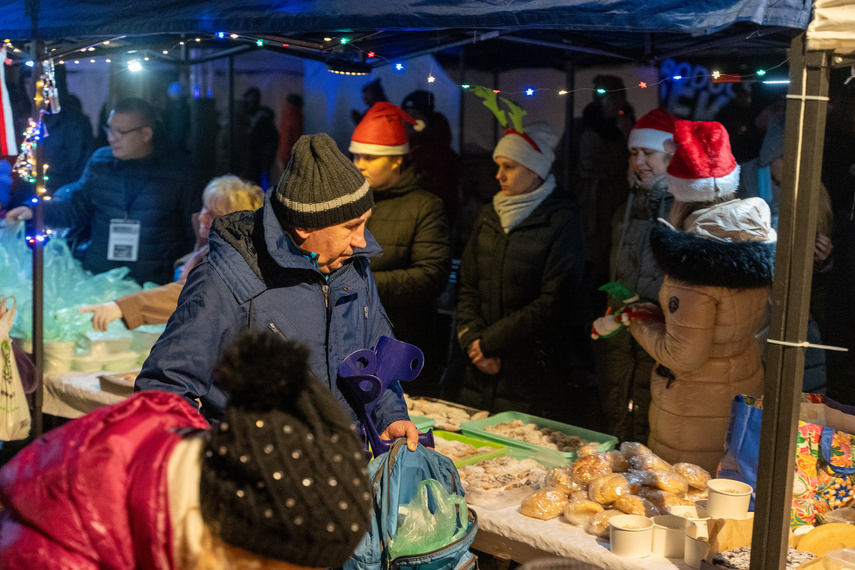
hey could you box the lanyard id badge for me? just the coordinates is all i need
[107,219,141,262]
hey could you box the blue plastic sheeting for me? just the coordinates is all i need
[1,0,812,41]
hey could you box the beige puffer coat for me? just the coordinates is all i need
[629,198,776,472]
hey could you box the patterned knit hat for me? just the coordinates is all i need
[349,102,423,156]
[628,109,676,152]
[492,121,559,179]
[274,133,373,228]
[666,120,741,202]
[200,331,372,567]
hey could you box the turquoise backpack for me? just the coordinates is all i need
[345,438,479,570]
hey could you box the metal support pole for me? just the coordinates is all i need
[750,31,830,570]
[30,44,45,438]
[227,54,235,173]
[564,55,575,182]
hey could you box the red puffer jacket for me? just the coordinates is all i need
[0,391,210,569]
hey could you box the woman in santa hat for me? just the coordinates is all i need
[628,120,775,473]
[350,102,452,396]
[454,122,586,419]
[597,108,677,445]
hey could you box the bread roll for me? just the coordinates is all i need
[520,487,568,520]
[638,470,689,494]
[588,473,630,504]
[586,509,624,538]
[563,497,604,527]
[629,453,671,471]
[571,453,612,485]
[673,462,710,490]
[619,442,654,458]
[639,488,692,512]
[614,494,661,517]
[547,467,581,495]
[602,449,629,472]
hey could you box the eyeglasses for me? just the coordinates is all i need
[103,125,147,137]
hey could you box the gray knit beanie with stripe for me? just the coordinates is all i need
[273,133,373,228]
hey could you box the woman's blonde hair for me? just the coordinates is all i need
[203,175,264,217]
[178,522,313,570]
[668,193,736,230]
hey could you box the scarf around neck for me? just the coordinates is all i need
[492,174,556,233]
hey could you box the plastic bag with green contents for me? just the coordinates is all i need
[387,478,468,559]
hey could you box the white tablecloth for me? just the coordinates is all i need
[472,504,690,569]
[43,371,133,419]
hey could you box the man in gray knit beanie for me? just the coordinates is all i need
[137,132,421,450]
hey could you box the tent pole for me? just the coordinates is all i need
[227,55,235,173]
[29,42,45,438]
[563,54,574,182]
[750,31,829,570]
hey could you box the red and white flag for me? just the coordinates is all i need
[0,46,17,157]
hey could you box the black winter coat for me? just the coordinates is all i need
[455,188,585,414]
[367,165,451,363]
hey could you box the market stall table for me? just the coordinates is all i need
[471,504,691,569]
[43,370,134,419]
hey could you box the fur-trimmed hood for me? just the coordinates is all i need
[651,198,776,288]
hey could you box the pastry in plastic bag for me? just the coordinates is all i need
[520,487,569,520]
[629,453,671,471]
[563,497,604,527]
[602,449,629,472]
[673,462,710,490]
[641,470,689,494]
[571,453,612,485]
[640,487,692,512]
[622,470,647,495]
[547,466,581,495]
[686,487,708,501]
[614,494,661,517]
[588,473,630,504]
[586,509,624,538]
[569,490,589,502]
[577,444,600,458]
[619,441,654,458]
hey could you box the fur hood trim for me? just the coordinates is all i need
[650,222,775,288]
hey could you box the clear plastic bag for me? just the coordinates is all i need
[387,478,467,559]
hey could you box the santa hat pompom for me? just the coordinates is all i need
[666,120,740,202]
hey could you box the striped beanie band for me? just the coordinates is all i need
[274,133,373,228]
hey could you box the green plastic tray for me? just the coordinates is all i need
[432,430,507,467]
[460,411,618,464]
[409,414,436,432]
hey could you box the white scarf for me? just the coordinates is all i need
[492,174,556,233]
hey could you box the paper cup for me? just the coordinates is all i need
[668,505,710,538]
[609,514,653,558]
[707,479,753,519]
[684,522,709,569]
[694,499,709,519]
[652,514,690,558]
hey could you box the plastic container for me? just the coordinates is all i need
[458,447,555,510]
[460,411,618,464]
[43,340,75,374]
[684,523,709,569]
[707,479,752,520]
[409,415,436,433]
[432,430,507,467]
[825,548,855,569]
[609,514,654,558]
[130,329,161,353]
[652,514,690,558]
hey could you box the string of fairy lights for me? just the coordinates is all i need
[3,32,790,243]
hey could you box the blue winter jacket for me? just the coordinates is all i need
[135,192,410,432]
[46,146,198,285]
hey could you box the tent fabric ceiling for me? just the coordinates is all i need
[2,0,812,42]
[808,0,855,51]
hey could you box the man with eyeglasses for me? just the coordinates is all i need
[6,97,199,285]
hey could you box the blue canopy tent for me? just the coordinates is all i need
[1,2,831,568]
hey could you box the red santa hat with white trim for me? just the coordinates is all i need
[666,119,741,202]
[349,102,424,156]
[627,108,676,152]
